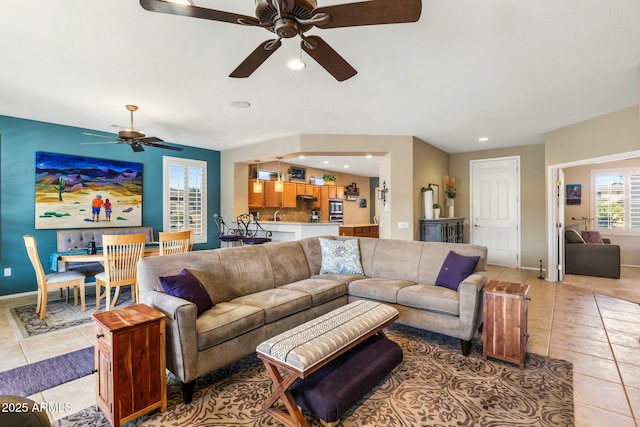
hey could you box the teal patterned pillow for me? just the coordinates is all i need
[319,238,364,275]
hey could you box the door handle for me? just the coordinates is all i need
[474,224,480,228]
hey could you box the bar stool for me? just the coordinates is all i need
[213,214,242,247]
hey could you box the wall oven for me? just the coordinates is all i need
[329,199,343,215]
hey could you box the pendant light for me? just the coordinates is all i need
[274,157,284,192]
[253,160,263,193]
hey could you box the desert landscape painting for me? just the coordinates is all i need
[35,152,143,229]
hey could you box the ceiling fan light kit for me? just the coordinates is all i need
[139,0,422,81]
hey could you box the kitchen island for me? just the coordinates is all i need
[252,221,340,242]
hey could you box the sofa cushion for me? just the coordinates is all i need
[196,302,265,350]
[581,230,604,244]
[397,284,459,316]
[348,278,415,303]
[278,278,347,307]
[435,251,480,291]
[159,269,214,316]
[319,238,364,275]
[565,229,585,243]
[264,241,311,286]
[310,273,369,284]
[231,289,312,324]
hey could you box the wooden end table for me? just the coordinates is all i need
[93,304,166,427]
[482,280,530,369]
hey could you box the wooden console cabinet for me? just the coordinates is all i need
[419,218,464,243]
[482,280,530,369]
[93,304,167,427]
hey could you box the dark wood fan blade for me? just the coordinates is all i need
[229,39,282,78]
[140,0,260,26]
[135,136,164,143]
[141,141,184,151]
[301,36,357,82]
[313,0,422,29]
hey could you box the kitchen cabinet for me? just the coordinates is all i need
[248,179,264,209]
[483,280,530,369]
[312,186,321,209]
[339,224,379,238]
[337,186,345,199]
[282,182,297,208]
[264,181,282,208]
[93,304,166,427]
[328,185,337,199]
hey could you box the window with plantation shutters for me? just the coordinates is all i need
[593,169,640,234]
[163,156,207,244]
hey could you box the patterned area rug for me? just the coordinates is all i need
[6,288,133,340]
[54,324,574,427]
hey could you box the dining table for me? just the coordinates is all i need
[50,243,160,272]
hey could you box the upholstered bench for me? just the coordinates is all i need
[256,300,400,427]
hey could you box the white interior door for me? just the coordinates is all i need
[471,157,520,267]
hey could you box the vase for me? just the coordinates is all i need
[423,191,433,219]
[434,208,440,219]
[446,198,455,218]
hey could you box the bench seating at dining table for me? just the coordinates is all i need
[54,227,154,274]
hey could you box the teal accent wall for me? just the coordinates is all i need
[0,115,221,297]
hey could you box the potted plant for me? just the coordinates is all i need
[322,173,337,184]
[287,167,293,182]
[433,203,441,219]
[421,187,433,219]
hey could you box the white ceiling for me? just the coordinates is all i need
[2,0,640,172]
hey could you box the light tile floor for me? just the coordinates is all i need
[1,268,639,426]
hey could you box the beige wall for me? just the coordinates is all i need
[412,138,449,240]
[545,106,640,166]
[450,144,546,269]
[563,157,640,266]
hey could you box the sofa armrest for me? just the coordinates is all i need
[140,289,199,383]
[565,242,620,279]
[457,272,488,340]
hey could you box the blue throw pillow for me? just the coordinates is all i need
[159,269,214,316]
[319,238,364,275]
[435,251,480,291]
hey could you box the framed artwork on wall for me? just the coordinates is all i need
[566,184,581,205]
[35,152,143,229]
[290,166,306,181]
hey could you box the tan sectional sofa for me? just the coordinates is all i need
[137,236,488,403]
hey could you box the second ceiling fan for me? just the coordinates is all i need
[140,0,422,81]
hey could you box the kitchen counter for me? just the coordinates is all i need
[239,221,340,242]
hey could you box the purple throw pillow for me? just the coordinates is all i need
[435,251,481,291]
[159,269,214,316]
[581,230,604,244]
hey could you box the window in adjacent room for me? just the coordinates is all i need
[163,156,207,244]
[592,168,640,234]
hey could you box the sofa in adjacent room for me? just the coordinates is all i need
[137,236,488,403]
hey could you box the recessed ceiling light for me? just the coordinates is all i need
[230,101,251,108]
[478,137,489,142]
[298,155,305,159]
[323,160,330,164]
[287,58,306,70]
[343,165,350,168]
[365,155,373,159]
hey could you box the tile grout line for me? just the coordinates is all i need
[594,292,638,426]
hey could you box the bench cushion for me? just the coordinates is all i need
[290,334,403,423]
[256,300,398,372]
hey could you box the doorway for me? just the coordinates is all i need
[470,157,521,267]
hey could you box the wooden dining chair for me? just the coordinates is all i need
[180,226,195,251]
[23,235,86,320]
[95,233,146,311]
[159,230,192,256]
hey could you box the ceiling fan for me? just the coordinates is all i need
[82,105,183,152]
[139,0,422,81]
